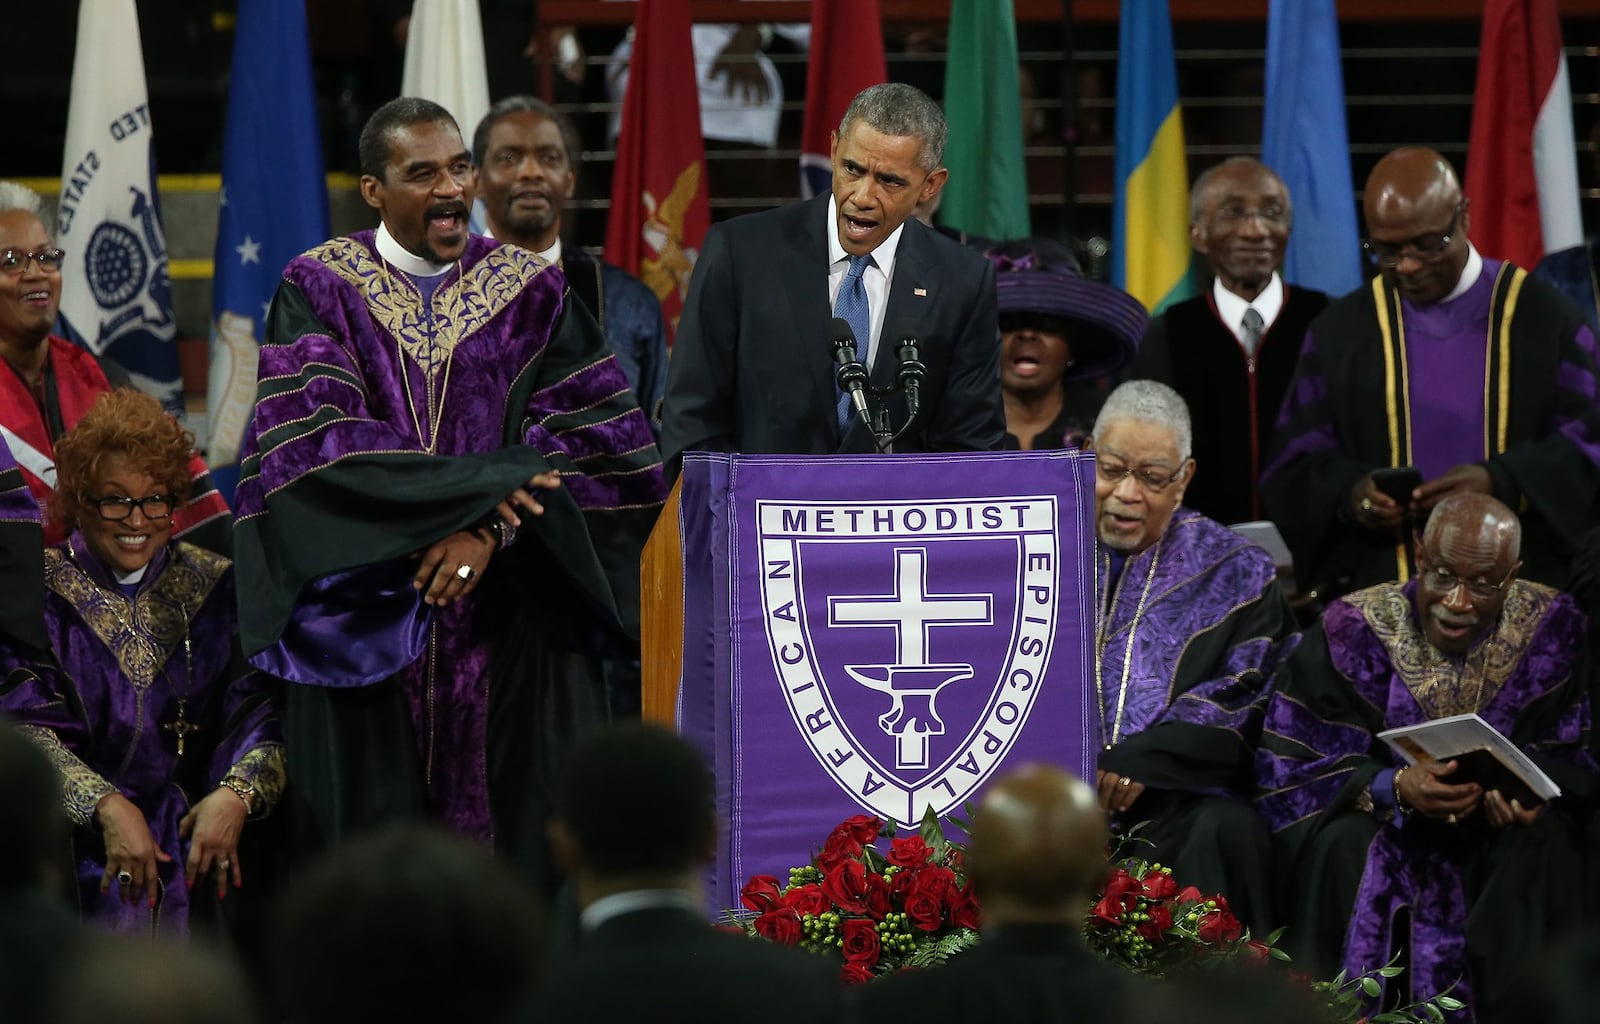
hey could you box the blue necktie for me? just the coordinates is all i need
[833,254,874,434]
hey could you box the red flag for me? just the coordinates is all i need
[1464,0,1582,269]
[799,0,887,199]
[605,0,711,340]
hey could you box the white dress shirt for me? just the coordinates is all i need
[1213,272,1284,358]
[825,194,904,369]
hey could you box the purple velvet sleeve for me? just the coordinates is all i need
[246,560,430,688]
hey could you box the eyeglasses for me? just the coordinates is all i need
[0,247,65,275]
[1361,204,1461,269]
[94,494,177,522]
[1095,458,1187,493]
[1214,204,1289,225]
[1419,563,1515,602]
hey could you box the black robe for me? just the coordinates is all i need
[1131,284,1329,526]
[1261,268,1600,599]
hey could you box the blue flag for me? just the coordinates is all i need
[1262,0,1362,298]
[208,0,329,502]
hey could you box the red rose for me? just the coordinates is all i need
[740,874,783,913]
[909,865,957,901]
[1103,868,1140,904]
[1210,893,1232,914]
[905,890,944,931]
[817,833,863,873]
[1091,894,1127,926]
[948,886,982,930]
[782,883,829,918]
[1137,902,1173,941]
[1196,909,1242,944]
[863,874,893,921]
[822,858,870,913]
[840,962,874,986]
[888,865,918,894]
[1242,940,1272,965]
[840,918,882,968]
[1139,871,1177,901]
[752,907,802,946]
[838,815,883,845]
[1176,885,1205,904]
[944,847,966,870]
[888,835,932,867]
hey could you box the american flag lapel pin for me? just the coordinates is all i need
[913,287,927,297]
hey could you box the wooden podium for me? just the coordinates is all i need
[639,477,683,725]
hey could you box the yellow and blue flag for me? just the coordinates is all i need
[1113,0,1191,313]
[208,0,328,502]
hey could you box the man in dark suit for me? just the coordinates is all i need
[538,723,840,1022]
[661,82,1003,473]
[850,762,1137,1023]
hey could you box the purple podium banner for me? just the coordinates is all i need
[677,450,1098,913]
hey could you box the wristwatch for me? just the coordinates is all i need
[220,776,255,814]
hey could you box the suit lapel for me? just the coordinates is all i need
[871,223,934,392]
[776,196,840,443]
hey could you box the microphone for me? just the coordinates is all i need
[892,322,926,422]
[829,318,872,432]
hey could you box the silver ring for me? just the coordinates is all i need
[116,870,133,885]
[1118,776,1132,787]
[454,563,476,581]
[1446,813,1457,825]
[217,860,231,872]
[1360,497,1374,512]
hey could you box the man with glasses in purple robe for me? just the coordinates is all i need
[231,98,666,894]
[1263,147,1600,603]
[1256,493,1596,1024]
[1086,380,1298,938]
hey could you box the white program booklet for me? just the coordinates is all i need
[1378,712,1560,805]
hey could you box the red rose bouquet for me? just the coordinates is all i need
[733,811,980,984]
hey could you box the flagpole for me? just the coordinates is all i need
[1058,0,1079,241]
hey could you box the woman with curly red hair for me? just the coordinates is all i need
[0,389,283,935]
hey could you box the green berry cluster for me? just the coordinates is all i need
[788,865,823,887]
[800,912,841,952]
[874,912,916,957]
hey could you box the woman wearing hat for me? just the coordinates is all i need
[988,240,1149,451]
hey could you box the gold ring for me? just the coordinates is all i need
[1447,813,1457,825]
[1360,497,1374,512]
[1118,776,1132,787]
[455,563,476,581]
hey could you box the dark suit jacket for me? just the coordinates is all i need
[661,194,1003,472]
[847,924,1139,1024]
[537,906,842,1023]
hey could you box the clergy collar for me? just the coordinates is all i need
[1437,244,1485,305]
[375,222,453,278]
[1213,272,1284,335]
[479,226,561,265]
[826,194,903,279]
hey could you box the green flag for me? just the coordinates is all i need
[940,0,1031,240]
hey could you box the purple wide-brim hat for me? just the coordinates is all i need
[994,269,1149,380]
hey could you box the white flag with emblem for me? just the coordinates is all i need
[401,0,491,233]
[56,0,181,411]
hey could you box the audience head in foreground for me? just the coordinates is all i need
[966,762,1107,925]
[270,825,545,1024]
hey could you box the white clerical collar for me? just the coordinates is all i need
[580,888,702,931]
[375,222,452,278]
[479,225,561,265]
[113,563,149,586]
[826,194,903,278]
[1212,272,1284,340]
[1438,244,1485,304]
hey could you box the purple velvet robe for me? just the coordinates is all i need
[1257,581,1595,1020]
[232,231,665,845]
[0,536,283,935]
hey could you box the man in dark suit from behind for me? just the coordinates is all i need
[661,82,1003,474]
[850,763,1136,1024]
[538,722,840,1023]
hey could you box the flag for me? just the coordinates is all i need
[402,0,491,232]
[799,0,887,199]
[1465,0,1583,269]
[56,0,181,411]
[940,0,1031,240]
[1262,0,1362,297]
[208,0,329,503]
[606,0,712,339]
[1113,0,1191,313]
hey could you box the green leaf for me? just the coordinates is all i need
[1360,977,1382,998]
[1269,948,1292,961]
[1377,966,1404,978]
[1265,926,1287,944]
[1436,996,1465,1011]
[1423,1003,1445,1023]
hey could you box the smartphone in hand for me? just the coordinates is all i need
[1371,466,1423,505]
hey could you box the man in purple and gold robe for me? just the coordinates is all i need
[1088,381,1299,937]
[1257,494,1595,1024]
[1263,147,1600,602]
[232,98,666,893]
